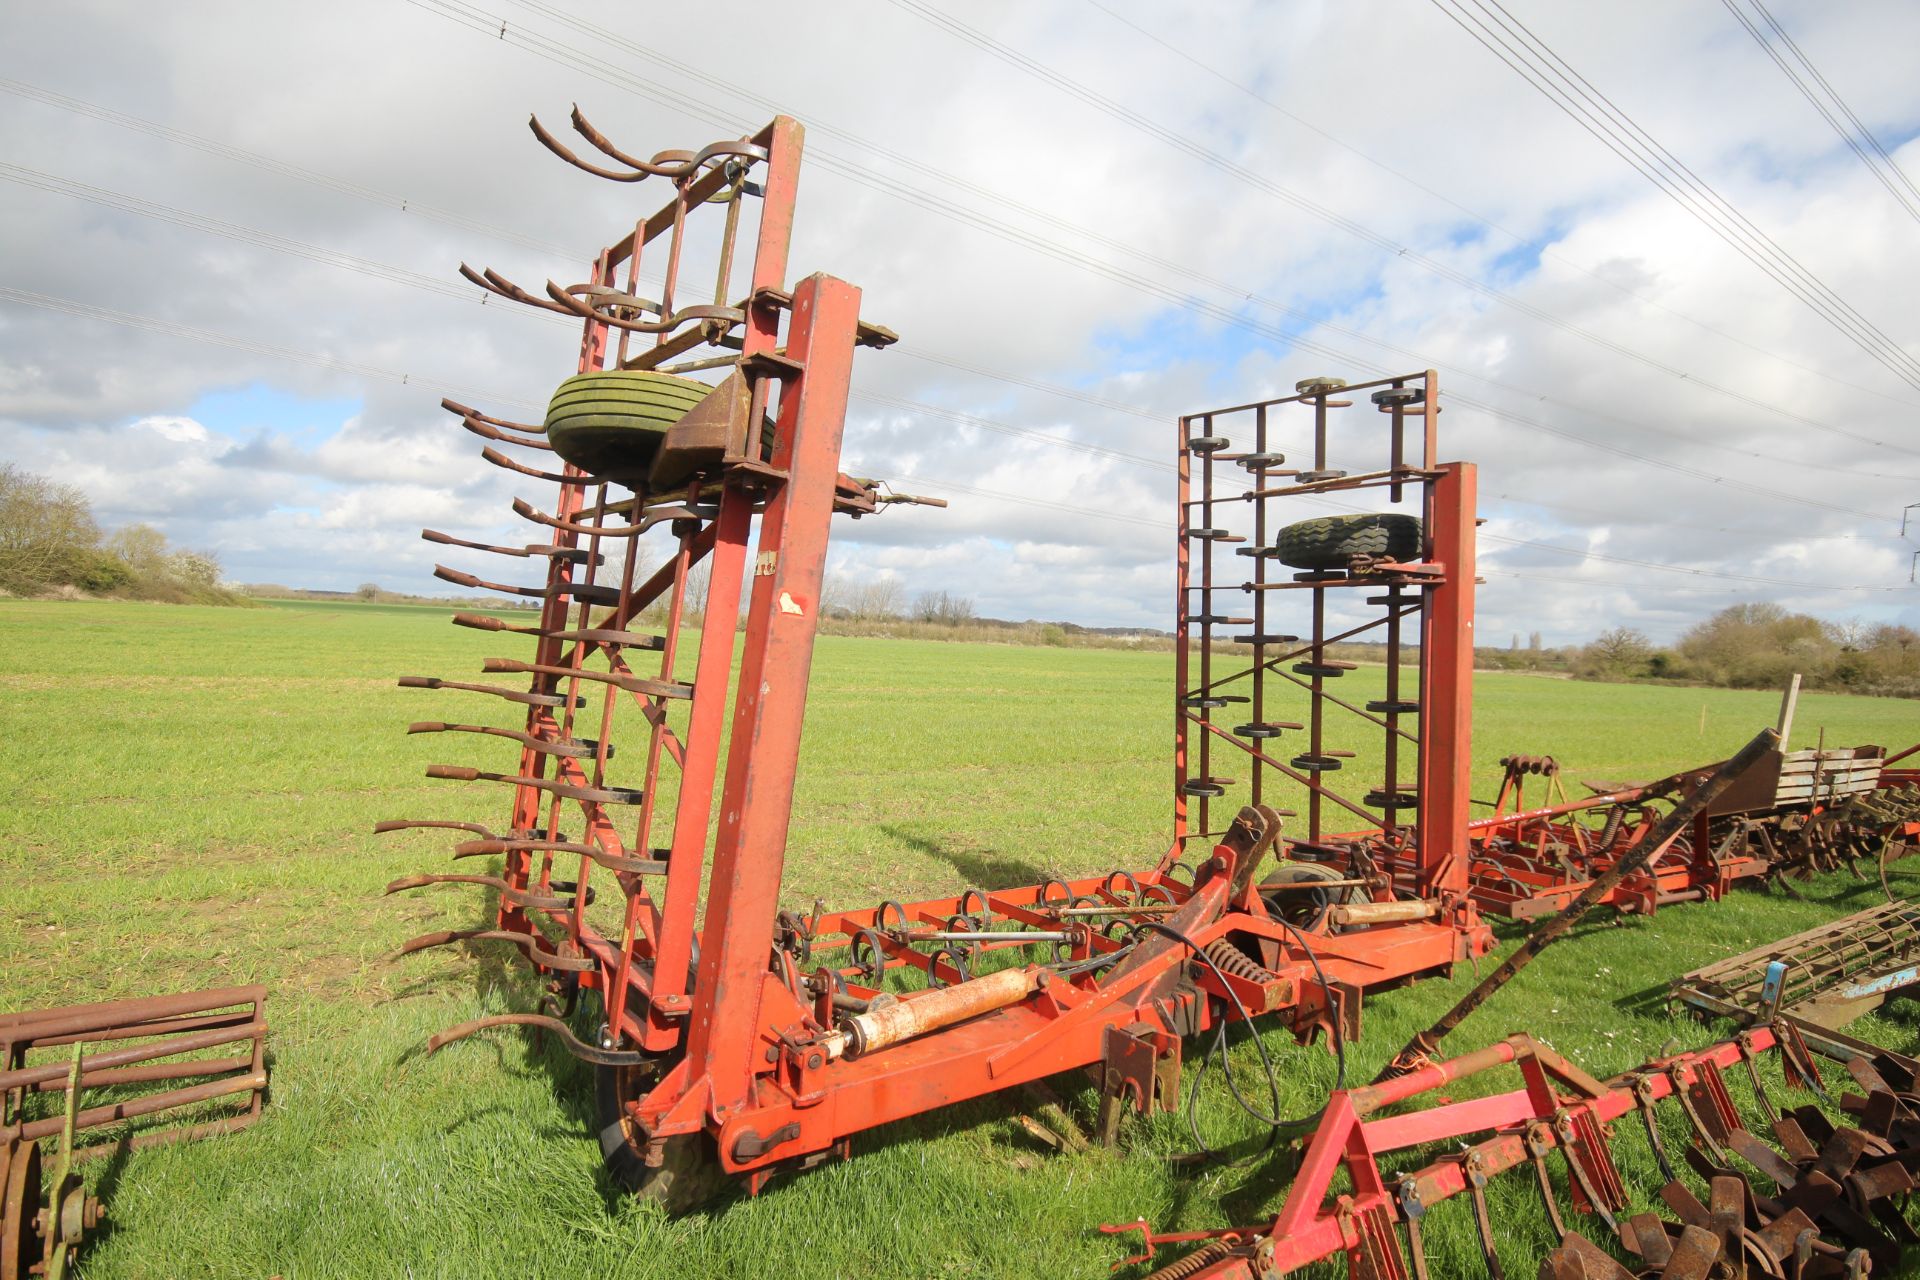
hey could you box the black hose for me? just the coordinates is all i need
[1140,918,1345,1164]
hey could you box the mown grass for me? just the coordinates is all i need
[1,597,1917,1279]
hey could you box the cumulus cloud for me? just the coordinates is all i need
[0,0,1916,639]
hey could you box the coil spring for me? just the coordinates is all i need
[1598,804,1627,848]
[1201,938,1274,984]
[1145,1239,1238,1280]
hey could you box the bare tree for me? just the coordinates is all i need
[850,577,904,620]
[0,464,101,591]
[914,589,976,626]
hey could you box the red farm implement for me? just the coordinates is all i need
[380,111,1513,1205]
[380,107,1920,1246]
[1449,735,1920,921]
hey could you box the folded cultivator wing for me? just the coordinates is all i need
[1120,1025,1920,1279]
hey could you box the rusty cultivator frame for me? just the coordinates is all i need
[384,112,1508,1207]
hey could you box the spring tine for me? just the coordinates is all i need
[460,414,554,451]
[405,721,596,758]
[440,398,543,435]
[373,818,500,838]
[1555,1110,1622,1232]
[543,279,740,335]
[456,262,579,315]
[480,657,689,698]
[479,445,602,486]
[427,1012,647,1065]
[449,614,664,651]
[1398,1204,1430,1280]
[1462,1161,1505,1280]
[1674,1075,1732,1163]
[1775,1021,1831,1101]
[568,103,691,175]
[1526,1124,1571,1239]
[428,536,598,566]
[383,872,574,911]
[529,110,652,181]
[425,764,643,807]
[1638,1083,1681,1182]
[435,565,619,604]
[510,496,642,537]
[422,529,530,557]
[397,675,576,709]
[1735,1034,1780,1124]
[452,837,666,876]
[393,927,594,972]
[564,106,770,179]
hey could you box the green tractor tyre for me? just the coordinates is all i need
[543,370,717,483]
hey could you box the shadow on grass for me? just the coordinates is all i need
[879,823,1053,888]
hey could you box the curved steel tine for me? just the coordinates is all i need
[461,414,553,451]
[383,872,575,912]
[1527,1128,1571,1239]
[441,397,545,435]
[393,927,594,972]
[422,528,532,556]
[404,721,595,758]
[426,1012,646,1065]
[1638,1082,1681,1183]
[543,278,672,333]
[478,446,600,486]
[570,103,688,173]
[568,106,767,178]
[479,264,578,315]
[512,496,623,538]
[372,818,499,838]
[529,111,648,182]
[458,261,577,315]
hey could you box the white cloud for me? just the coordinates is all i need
[0,0,1914,638]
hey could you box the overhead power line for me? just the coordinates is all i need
[1428,0,1920,391]
[1080,0,1920,412]
[35,140,1900,524]
[6,76,1907,530]
[441,0,1920,459]
[887,0,1920,403]
[18,15,1920,485]
[400,0,1920,507]
[1719,0,1920,228]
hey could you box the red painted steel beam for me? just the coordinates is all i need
[684,273,864,1120]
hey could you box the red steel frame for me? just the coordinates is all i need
[1115,1026,1807,1278]
[392,114,1500,1197]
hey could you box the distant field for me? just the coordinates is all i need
[1,597,1916,1278]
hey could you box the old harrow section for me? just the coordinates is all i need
[1117,1025,1920,1278]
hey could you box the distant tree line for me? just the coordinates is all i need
[1577,603,1919,698]
[0,464,240,605]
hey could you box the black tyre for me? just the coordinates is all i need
[545,370,717,483]
[595,1063,732,1210]
[1273,513,1421,571]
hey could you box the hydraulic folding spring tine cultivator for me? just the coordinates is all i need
[1115,1024,1920,1279]
[382,109,1508,1207]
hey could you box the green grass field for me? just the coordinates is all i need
[2,597,1917,1278]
